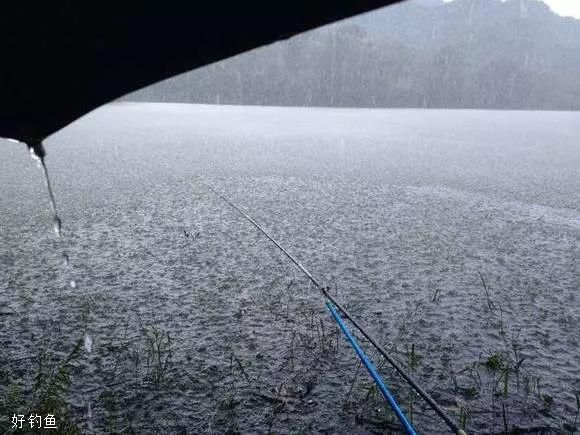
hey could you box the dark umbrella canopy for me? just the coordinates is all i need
[0,1,400,145]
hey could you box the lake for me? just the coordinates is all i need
[1,103,579,433]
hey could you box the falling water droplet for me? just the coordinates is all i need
[70,280,77,289]
[27,141,62,237]
[29,146,43,169]
[84,333,93,353]
[53,216,62,237]
[86,400,94,433]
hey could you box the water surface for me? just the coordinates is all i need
[1,103,578,433]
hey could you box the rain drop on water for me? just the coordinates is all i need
[70,280,77,289]
[62,253,70,266]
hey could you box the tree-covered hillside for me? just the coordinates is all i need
[125,0,580,110]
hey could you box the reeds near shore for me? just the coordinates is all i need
[1,271,577,433]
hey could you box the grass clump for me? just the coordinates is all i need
[485,352,505,372]
[1,338,83,434]
[142,325,173,389]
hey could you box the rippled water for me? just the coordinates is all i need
[1,103,579,433]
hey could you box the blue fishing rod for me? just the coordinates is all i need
[204,183,466,434]
[327,301,417,434]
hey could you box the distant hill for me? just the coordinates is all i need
[125,0,580,110]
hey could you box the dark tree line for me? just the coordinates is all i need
[126,0,580,110]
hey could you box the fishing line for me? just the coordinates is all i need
[203,182,465,434]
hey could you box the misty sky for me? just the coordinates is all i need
[444,0,580,18]
[542,0,580,18]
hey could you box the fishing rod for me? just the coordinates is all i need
[327,301,417,434]
[203,183,466,435]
